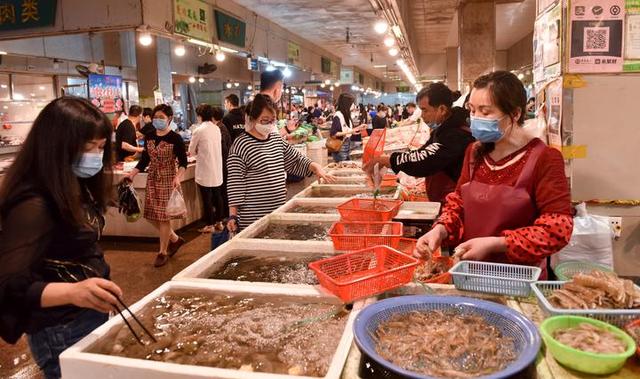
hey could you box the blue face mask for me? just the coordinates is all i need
[470,115,505,143]
[72,151,104,178]
[153,118,168,130]
[428,122,440,130]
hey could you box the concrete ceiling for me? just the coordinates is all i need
[408,0,460,55]
[233,0,396,80]
[495,0,536,50]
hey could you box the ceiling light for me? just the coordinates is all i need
[266,64,276,71]
[30,93,35,97]
[13,93,24,100]
[302,88,306,93]
[0,51,7,55]
[138,33,153,46]
[0,84,7,89]
[174,44,186,56]
[188,76,196,83]
[388,48,399,57]
[517,73,525,80]
[383,36,395,47]
[283,67,292,78]
[330,86,334,91]
[351,85,358,91]
[2,105,7,109]
[247,85,253,90]
[324,79,331,85]
[396,59,417,85]
[226,82,232,88]
[171,71,177,74]
[374,64,387,68]
[187,38,213,48]
[374,20,388,34]
[215,51,226,62]
[334,81,340,86]
[234,82,239,87]
[198,77,205,83]
[219,46,238,53]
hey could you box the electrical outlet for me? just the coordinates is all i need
[610,217,622,239]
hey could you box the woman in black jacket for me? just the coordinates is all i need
[364,83,475,203]
[0,97,122,379]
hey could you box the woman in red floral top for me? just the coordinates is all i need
[417,71,573,277]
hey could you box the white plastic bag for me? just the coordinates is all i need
[166,188,187,219]
[551,203,614,269]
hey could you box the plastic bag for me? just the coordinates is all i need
[166,188,187,219]
[550,203,614,269]
[117,180,142,222]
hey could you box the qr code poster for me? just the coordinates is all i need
[569,0,625,72]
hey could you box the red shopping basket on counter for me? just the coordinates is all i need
[362,128,386,166]
[396,238,452,284]
[337,198,403,222]
[329,221,403,251]
[309,245,419,302]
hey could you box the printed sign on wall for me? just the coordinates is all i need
[0,0,57,31]
[569,0,625,72]
[88,74,123,114]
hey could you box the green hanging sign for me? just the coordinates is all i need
[173,0,212,43]
[0,0,57,31]
[214,10,245,48]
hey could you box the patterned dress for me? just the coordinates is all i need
[135,131,188,222]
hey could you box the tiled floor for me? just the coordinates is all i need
[0,178,314,378]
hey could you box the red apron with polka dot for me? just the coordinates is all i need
[460,139,548,277]
[143,140,176,222]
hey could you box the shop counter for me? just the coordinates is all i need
[103,163,202,237]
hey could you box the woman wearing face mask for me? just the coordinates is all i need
[330,93,365,162]
[364,83,474,203]
[226,94,336,232]
[0,97,122,379]
[417,71,572,277]
[126,104,188,267]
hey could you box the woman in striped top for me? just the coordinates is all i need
[226,95,335,231]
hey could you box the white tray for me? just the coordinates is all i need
[233,213,337,244]
[273,198,344,215]
[60,281,361,379]
[173,238,336,289]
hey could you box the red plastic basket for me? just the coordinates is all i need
[329,221,403,251]
[337,198,403,222]
[624,319,640,358]
[309,245,419,302]
[397,238,442,258]
[363,128,386,165]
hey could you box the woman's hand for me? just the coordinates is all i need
[416,224,447,259]
[454,237,507,261]
[69,278,123,314]
[172,175,182,189]
[311,163,337,184]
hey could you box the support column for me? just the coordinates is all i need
[458,0,496,90]
[135,34,173,107]
[446,47,458,91]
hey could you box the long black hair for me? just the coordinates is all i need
[336,93,355,127]
[472,71,527,160]
[0,97,113,226]
[245,93,276,120]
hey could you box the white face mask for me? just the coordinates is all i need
[255,122,274,136]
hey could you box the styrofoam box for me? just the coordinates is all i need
[313,175,367,186]
[60,281,361,379]
[233,213,337,244]
[173,238,337,288]
[273,198,345,215]
[294,184,400,200]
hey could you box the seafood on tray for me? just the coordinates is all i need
[414,258,451,282]
[553,323,628,354]
[374,310,516,378]
[91,293,349,376]
[325,161,361,169]
[548,270,640,310]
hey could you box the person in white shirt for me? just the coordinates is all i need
[188,104,224,233]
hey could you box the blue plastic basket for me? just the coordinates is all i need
[353,295,541,379]
[449,261,541,297]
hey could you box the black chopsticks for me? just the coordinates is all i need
[108,290,157,345]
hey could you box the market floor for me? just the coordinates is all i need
[0,178,315,379]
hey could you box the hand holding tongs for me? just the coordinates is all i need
[107,290,157,345]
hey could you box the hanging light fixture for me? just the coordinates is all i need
[198,77,205,83]
[283,66,292,78]
[226,82,232,89]
[383,36,395,47]
[330,86,335,91]
[334,81,340,87]
[320,83,326,88]
[324,79,331,85]
[215,50,226,62]
[174,44,186,56]
[138,33,153,46]
[388,48,399,57]
[234,82,239,87]
[188,76,196,83]
[247,85,253,90]
[374,20,388,34]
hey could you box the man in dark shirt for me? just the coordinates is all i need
[372,105,389,130]
[139,107,154,137]
[222,94,245,142]
[115,105,143,161]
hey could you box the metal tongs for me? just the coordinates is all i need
[108,290,157,345]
